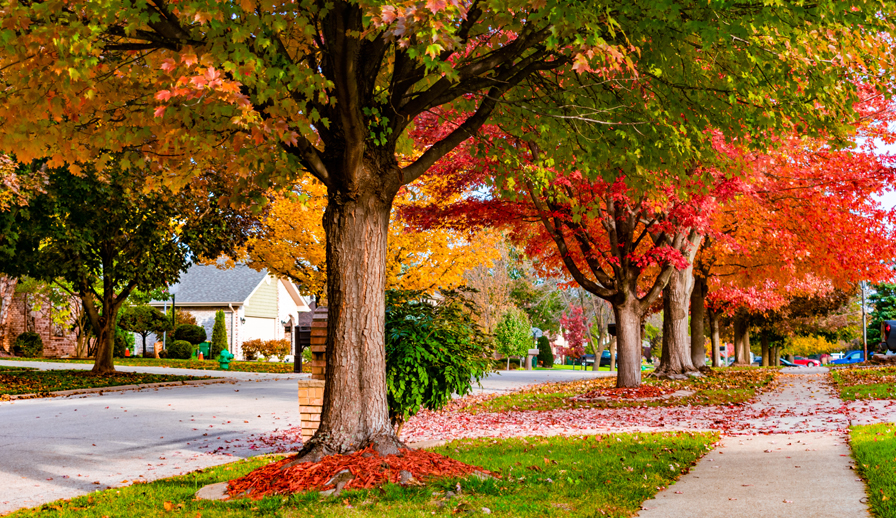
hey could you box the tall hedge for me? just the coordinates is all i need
[210,310,228,358]
[537,335,554,368]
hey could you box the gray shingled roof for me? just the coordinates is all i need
[154,263,268,305]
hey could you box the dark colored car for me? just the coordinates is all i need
[599,350,616,367]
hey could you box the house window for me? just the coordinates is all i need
[52,322,65,337]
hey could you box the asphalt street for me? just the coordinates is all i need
[0,361,607,513]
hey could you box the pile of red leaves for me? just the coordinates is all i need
[227,447,494,499]
[574,386,675,400]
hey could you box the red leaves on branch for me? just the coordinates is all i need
[559,305,588,358]
[226,447,495,499]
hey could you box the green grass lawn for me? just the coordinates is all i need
[466,368,778,413]
[830,367,896,400]
[0,356,302,374]
[0,368,206,397]
[851,423,896,517]
[7,431,717,518]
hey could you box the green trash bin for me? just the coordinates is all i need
[198,341,210,359]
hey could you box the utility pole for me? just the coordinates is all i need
[862,281,868,361]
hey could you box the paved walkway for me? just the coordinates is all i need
[637,372,869,517]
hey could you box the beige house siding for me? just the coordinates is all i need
[244,276,278,318]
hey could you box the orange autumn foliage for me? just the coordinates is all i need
[247,176,500,295]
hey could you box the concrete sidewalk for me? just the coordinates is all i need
[637,372,869,517]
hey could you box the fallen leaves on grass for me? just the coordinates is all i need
[574,386,675,400]
[227,447,495,498]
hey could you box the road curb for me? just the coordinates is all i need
[3,377,236,400]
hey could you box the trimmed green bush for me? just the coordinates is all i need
[113,327,134,358]
[385,288,494,432]
[173,324,206,345]
[210,310,228,358]
[166,340,194,360]
[537,335,554,367]
[13,332,43,357]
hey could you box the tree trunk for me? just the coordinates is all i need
[761,333,770,367]
[296,190,400,462]
[609,337,617,372]
[732,315,751,365]
[655,267,699,378]
[709,309,721,367]
[690,276,708,368]
[774,346,780,366]
[141,333,148,357]
[614,302,642,388]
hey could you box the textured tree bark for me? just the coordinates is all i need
[690,276,708,368]
[709,309,721,367]
[732,315,752,365]
[294,188,401,463]
[655,266,699,378]
[760,333,770,367]
[609,337,617,372]
[614,302,643,388]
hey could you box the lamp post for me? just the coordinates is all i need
[862,281,868,361]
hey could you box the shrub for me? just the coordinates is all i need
[537,335,554,367]
[13,331,43,357]
[385,288,494,433]
[210,310,228,358]
[113,327,135,358]
[240,338,291,361]
[166,340,194,360]
[174,324,206,345]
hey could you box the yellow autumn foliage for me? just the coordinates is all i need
[785,335,838,357]
[246,176,499,295]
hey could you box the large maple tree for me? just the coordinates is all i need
[1,0,894,450]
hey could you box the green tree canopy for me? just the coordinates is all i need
[0,159,250,373]
[118,304,171,357]
[495,307,533,368]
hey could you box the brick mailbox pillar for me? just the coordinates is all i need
[298,306,328,440]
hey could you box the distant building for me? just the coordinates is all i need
[148,264,311,360]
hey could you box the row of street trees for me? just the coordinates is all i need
[1,0,895,461]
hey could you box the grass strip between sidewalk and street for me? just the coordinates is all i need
[466,368,778,413]
[0,368,206,397]
[7,431,717,518]
[831,367,896,400]
[0,357,303,374]
[851,423,896,518]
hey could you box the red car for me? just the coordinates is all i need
[793,356,821,367]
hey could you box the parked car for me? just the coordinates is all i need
[599,350,617,367]
[752,357,798,367]
[793,356,821,367]
[829,350,872,365]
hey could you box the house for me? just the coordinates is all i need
[2,292,78,357]
[147,263,312,360]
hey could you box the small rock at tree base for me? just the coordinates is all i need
[195,482,230,501]
[399,470,417,485]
